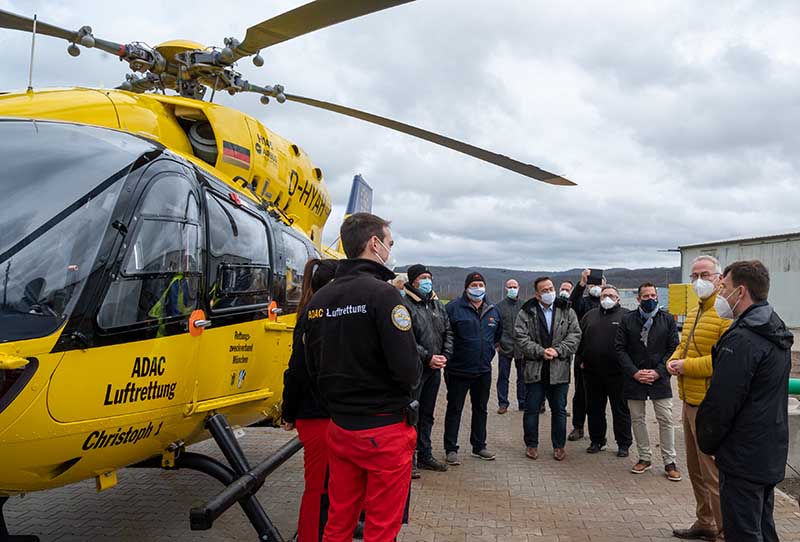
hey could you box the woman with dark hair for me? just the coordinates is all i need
[282,257,338,542]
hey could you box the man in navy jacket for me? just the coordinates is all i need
[443,272,503,465]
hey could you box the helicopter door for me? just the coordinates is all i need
[194,191,272,402]
[48,165,203,423]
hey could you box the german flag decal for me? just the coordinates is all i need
[222,141,251,169]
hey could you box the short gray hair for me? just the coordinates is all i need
[692,255,722,274]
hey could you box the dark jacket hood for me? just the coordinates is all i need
[738,302,794,351]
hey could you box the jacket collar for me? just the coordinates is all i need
[335,258,396,282]
[404,284,438,304]
[458,292,493,316]
[700,290,718,312]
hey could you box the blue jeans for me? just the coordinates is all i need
[497,354,526,409]
[523,382,568,449]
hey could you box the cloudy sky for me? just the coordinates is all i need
[2,0,798,271]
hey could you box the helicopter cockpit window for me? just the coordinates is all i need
[0,120,153,343]
[206,194,270,312]
[282,232,310,307]
[98,174,202,330]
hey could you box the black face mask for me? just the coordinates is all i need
[640,298,658,312]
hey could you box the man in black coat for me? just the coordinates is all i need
[576,284,632,457]
[615,282,681,481]
[403,264,453,474]
[697,260,793,542]
[568,269,602,441]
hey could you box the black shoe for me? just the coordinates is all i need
[617,447,629,458]
[586,442,606,454]
[567,428,584,441]
[353,520,365,540]
[418,456,448,472]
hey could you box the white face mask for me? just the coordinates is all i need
[559,290,571,299]
[692,278,716,300]
[540,291,556,305]
[600,296,616,310]
[714,288,741,319]
[374,237,396,271]
[589,285,602,297]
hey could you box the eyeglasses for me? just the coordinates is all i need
[690,272,719,281]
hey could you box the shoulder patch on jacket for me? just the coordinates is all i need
[391,305,412,331]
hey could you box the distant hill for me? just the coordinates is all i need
[396,265,681,301]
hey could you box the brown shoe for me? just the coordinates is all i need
[665,463,682,481]
[672,526,718,541]
[497,406,508,414]
[630,460,651,474]
[525,447,538,460]
[553,448,566,461]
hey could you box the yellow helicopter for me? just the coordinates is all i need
[0,1,574,540]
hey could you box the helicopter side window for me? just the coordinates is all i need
[98,174,202,330]
[206,194,270,312]
[281,232,310,309]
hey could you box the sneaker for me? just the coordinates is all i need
[586,442,606,454]
[567,428,584,441]
[672,526,718,541]
[418,456,448,472]
[553,447,566,461]
[445,451,460,465]
[471,448,496,460]
[617,447,629,458]
[665,463,682,481]
[525,447,538,460]
[497,406,508,414]
[630,460,652,474]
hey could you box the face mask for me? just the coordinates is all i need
[559,290,570,299]
[692,278,716,300]
[714,287,741,320]
[399,289,406,297]
[374,237,396,271]
[540,291,556,305]
[467,286,485,301]
[589,285,602,297]
[600,296,616,310]
[506,287,519,300]
[640,298,658,313]
[418,278,433,295]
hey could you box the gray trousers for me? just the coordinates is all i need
[627,398,676,465]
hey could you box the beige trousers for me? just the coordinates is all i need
[627,398,676,465]
[683,402,723,533]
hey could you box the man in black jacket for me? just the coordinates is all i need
[568,269,602,441]
[616,283,681,481]
[496,278,525,414]
[305,212,421,542]
[697,260,793,542]
[403,264,453,474]
[577,285,632,456]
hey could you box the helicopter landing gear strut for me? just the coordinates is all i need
[0,497,39,542]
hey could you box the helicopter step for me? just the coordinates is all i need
[0,497,39,542]
[133,413,302,542]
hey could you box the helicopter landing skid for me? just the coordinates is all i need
[0,497,40,542]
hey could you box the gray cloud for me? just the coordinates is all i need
[1,0,797,272]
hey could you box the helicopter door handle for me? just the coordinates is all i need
[193,319,212,329]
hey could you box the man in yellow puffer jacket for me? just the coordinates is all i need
[668,255,732,542]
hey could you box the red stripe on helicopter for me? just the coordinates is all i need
[222,141,251,169]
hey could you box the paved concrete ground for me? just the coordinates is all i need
[5,375,800,541]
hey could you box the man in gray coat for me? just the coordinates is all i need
[496,278,525,414]
[515,276,582,461]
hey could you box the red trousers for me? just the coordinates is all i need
[296,418,331,542]
[323,421,416,542]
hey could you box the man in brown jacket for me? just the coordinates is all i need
[667,255,732,541]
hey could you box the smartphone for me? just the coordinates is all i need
[587,268,604,286]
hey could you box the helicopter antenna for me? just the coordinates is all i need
[26,14,36,93]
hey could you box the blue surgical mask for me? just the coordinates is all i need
[640,298,658,312]
[399,289,406,297]
[467,287,485,300]
[418,279,433,295]
[506,287,519,299]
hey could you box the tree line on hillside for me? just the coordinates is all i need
[396,265,681,302]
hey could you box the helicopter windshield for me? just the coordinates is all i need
[0,120,156,343]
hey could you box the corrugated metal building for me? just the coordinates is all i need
[679,231,800,328]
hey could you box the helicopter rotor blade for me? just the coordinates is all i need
[0,9,123,56]
[231,0,414,61]
[282,93,576,186]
